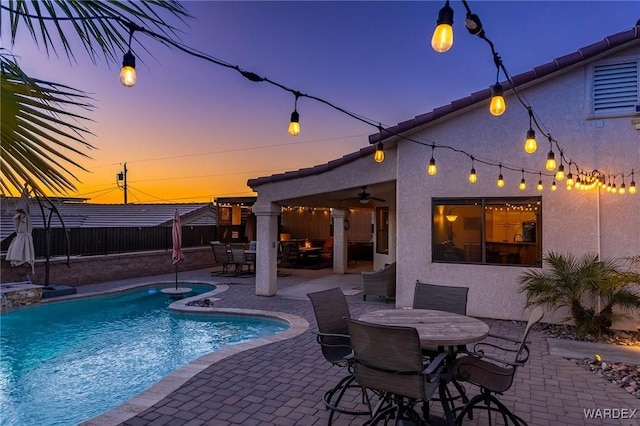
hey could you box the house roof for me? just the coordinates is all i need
[0,199,216,242]
[248,23,640,189]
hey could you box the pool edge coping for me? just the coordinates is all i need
[75,287,310,426]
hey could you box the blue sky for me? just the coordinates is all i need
[6,1,639,203]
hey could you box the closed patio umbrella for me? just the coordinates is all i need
[171,209,185,289]
[6,187,35,274]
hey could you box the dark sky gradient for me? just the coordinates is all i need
[7,1,639,203]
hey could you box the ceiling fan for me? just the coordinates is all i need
[342,186,386,204]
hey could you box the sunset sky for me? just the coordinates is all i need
[6,1,639,204]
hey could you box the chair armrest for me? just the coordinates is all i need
[422,351,448,382]
[464,351,526,368]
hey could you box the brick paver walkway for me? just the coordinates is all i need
[76,268,638,426]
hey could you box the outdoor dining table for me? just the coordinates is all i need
[358,308,490,425]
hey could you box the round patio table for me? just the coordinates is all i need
[358,308,489,348]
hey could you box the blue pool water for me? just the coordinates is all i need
[0,284,288,426]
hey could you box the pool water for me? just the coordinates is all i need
[0,284,288,426]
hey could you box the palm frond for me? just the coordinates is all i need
[3,1,191,65]
[1,53,94,195]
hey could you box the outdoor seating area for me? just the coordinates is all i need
[48,267,638,426]
[361,261,396,302]
[209,241,256,276]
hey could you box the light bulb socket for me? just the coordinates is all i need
[122,50,135,68]
[526,129,535,140]
[290,110,299,123]
[437,2,454,25]
[490,82,503,97]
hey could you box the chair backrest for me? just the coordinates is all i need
[211,242,230,263]
[307,287,351,363]
[229,243,247,263]
[413,281,469,315]
[346,318,430,401]
[514,306,544,363]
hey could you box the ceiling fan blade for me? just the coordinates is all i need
[369,196,386,202]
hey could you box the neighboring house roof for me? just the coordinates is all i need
[0,199,216,242]
[248,24,640,189]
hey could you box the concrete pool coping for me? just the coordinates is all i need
[34,282,310,426]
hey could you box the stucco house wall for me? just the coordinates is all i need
[394,44,639,327]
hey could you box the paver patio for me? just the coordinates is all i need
[74,265,638,426]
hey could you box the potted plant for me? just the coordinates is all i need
[519,252,640,337]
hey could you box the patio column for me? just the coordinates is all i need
[331,208,348,274]
[252,202,281,296]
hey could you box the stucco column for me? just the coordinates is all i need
[252,202,281,296]
[331,208,349,274]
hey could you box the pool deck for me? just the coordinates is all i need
[59,264,638,426]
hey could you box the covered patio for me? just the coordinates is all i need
[248,145,398,298]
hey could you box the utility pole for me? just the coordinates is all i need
[117,162,128,204]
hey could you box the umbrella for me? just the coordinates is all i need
[171,209,185,289]
[6,187,35,274]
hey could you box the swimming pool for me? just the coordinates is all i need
[0,284,289,426]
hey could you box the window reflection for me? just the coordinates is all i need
[432,198,541,266]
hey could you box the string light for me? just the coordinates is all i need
[489,82,505,116]
[555,155,565,181]
[468,157,477,183]
[288,93,301,136]
[630,170,636,195]
[619,174,626,195]
[495,164,504,188]
[428,145,438,175]
[545,137,556,171]
[373,125,384,163]
[524,108,537,154]
[537,172,543,191]
[431,1,454,53]
[120,23,138,87]
[519,169,526,191]
[551,180,557,191]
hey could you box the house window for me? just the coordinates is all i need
[593,61,638,113]
[432,197,542,266]
[376,207,389,254]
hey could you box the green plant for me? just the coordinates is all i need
[519,252,640,337]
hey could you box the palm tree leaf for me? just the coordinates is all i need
[1,54,94,195]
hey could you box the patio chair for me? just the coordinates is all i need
[361,262,396,302]
[307,287,372,425]
[346,318,449,425]
[413,281,469,315]
[413,281,471,414]
[452,307,544,426]
[210,241,233,275]
[229,243,252,275]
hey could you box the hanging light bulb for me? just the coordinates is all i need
[537,173,543,191]
[551,180,557,191]
[611,182,618,194]
[374,142,384,163]
[524,108,537,153]
[555,157,565,181]
[120,50,136,87]
[606,178,612,192]
[468,168,477,183]
[619,177,626,195]
[497,165,504,188]
[431,1,454,53]
[575,176,582,190]
[545,150,556,171]
[428,146,437,176]
[489,83,505,116]
[288,94,301,136]
[630,170,636,194]
[519,170,526,191]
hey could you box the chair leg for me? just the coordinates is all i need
[323,373,372,425]
[454,390,527,426]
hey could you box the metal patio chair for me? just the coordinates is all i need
[307,287,372,425]
[210,241,233,275]
[452,307,544,426]
[346,318,449,425]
